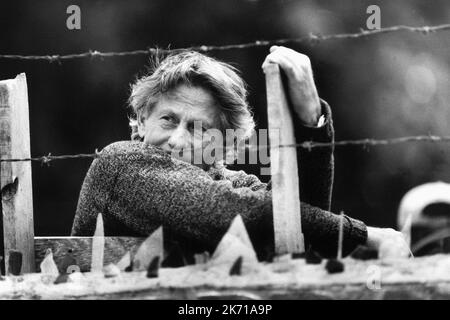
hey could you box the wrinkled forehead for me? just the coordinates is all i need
[154,84,223,127]
[165,84,216,107]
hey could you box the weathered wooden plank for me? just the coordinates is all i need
[264,64,304,255]
[91,213,104,272]
[56,282,450,300]
[0,73,35,273]
[133,226,163,271]
[2,253,450,300]
[1,281,449,300]
[34,237,145,272]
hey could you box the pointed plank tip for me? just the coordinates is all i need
[94,213,104,237]
[133,226,164,271]
[91,213,105,272]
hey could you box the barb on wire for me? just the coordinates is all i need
[2,135,450,164]
[0,24,449,62]
[0,152,101,165]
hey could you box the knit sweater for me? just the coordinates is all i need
[71,100,368,260]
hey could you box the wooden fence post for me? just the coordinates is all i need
[264,64,305,255]
[0,73,35,273]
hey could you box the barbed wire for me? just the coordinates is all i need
[0,24,449,63]
[280,134,450,151]
[2,134,450,165]
[1,24,449,164]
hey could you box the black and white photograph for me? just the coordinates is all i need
[0,0,449,304]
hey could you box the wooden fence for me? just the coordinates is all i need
[0,65,303,274]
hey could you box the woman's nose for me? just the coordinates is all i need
[168,125,191,149]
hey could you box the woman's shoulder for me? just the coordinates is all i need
[101,140,144,154]
[100,140,165,156]
[96,141,171,166]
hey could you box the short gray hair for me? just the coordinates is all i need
[128,51,255,143]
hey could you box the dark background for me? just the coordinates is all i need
[0,0,449,237]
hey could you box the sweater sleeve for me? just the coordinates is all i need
[72,141,367,258]
[293,99,368,256]
[295,99,335,212]
[222,99,335,211]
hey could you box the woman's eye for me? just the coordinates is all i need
[161,116,174,122]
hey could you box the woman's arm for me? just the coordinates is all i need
[218,99,334,212]
[263,46,410,259]
[295,99,334,212]
[263,46,334,211]
[72,141,367,258]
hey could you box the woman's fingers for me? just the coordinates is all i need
[379,238,412,260]
[367,227,412,260]
[262,49,296,77]
[263,46,312,81]
[269,45,278,53]
[262,46,321,125]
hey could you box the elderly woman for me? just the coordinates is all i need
[71,46,409,261]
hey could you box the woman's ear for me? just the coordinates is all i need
[137,110,147,139]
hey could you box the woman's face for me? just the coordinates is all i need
[138,84,222,167]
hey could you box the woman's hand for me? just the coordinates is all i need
[262,46,321,126]
[366,227,412,259]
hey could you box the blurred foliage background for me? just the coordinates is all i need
[0,0,449,236]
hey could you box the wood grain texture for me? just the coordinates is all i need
[264,64,304,255]
[1,279,449,300]
[0,73,35,273]
[34,237,145,272]
[0,253,449,300]
[91,214,105,272]
[62,282,450,300]
[133,226,163,271]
